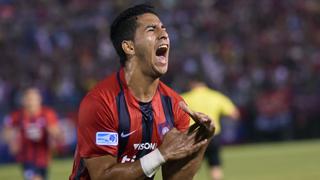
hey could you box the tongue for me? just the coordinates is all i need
[156,55,166,65]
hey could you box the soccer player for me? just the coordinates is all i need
[70,4,215,180]
[182,75,240,180]
[3,87,63,180]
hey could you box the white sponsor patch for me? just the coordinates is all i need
[96,132,118,146]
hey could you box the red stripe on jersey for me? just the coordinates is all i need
[70,68,190,179]
[8,107,58,168]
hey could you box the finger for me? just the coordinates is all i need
[187,123,199,135]
[196,113,211,123]
[189,138,208,153]
[186,128,199,141]
[179,101,212,126]
[179,101,200,123]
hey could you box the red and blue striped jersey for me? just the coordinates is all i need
[4,107,59,168]
[70,68,190,180]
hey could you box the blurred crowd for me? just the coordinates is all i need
[1,0,320,159]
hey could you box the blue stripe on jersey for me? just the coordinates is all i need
[137,102,154,159]
[116,72,131,158]
[74,158,85,180]
[160,94,174,128]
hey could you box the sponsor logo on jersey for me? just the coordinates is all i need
[121,155,136,163]
[96,132,118,146]
[120,130,137,138]
[133,143,157,150]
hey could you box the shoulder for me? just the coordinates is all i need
[42,106,57,115]
[159,81,184,102]
[4,110,22,126]
[197,87,226,99]
[78,72,120,124]
[82,72,120,108]
[180,90,192,100]
[209,89,230,100]
[10,110,22,118]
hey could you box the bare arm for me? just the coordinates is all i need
[84,128,207,180]
[85,155,145,180]
[162,102,215,180]
[162,126,212,180]
[3,126,20,155]
[48,124,64,142]
[230,109,240,120]
[162,143,208,180]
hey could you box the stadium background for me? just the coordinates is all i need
[0,0,319,179]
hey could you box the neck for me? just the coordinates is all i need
[25,107,41,116]
[191,82,206,89]
[124,61,160,103]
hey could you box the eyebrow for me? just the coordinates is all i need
[145,24,157,30]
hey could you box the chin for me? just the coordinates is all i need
[152,66,168,78]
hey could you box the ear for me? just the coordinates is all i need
[122,40,135,56]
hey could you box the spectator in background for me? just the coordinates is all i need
[182,72,240,180]
[3,87,63,180]
[254,85,293,141]
[0,0,320,150]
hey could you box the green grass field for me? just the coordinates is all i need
[0,139,319,180]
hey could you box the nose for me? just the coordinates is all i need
[158,29,169,40]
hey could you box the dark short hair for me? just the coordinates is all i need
[110,4,158,66]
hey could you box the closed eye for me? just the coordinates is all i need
[146,25,156,32]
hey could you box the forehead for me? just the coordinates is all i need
[24,89,40,97]
[136,13,162,26]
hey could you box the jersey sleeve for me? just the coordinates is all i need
[3,112,20,128]
[45,109,59,127]
[172,97,190,132]
[77,94,118,158]
[219,94,237,117]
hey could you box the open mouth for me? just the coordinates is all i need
[156,44,168,57]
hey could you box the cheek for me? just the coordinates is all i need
[146,35,153,42]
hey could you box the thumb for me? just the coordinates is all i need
[179,101,196,119]
[179,101,201,124]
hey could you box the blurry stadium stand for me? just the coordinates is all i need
[0,0,320,163]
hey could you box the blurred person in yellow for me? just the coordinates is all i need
[3,87,63,180]
[182,74,240,180]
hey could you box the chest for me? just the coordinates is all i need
[19,116,48,142]
[116,92,174,163]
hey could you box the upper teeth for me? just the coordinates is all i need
[159,44,168,49]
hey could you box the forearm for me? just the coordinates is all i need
[99,161,145,180]
[86,156,145,180]
[48,125,63,141]
[86,149,165,180]
[3,127,20,155]
[162,143,208,180]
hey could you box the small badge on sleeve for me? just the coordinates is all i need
[96,132,118,146]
